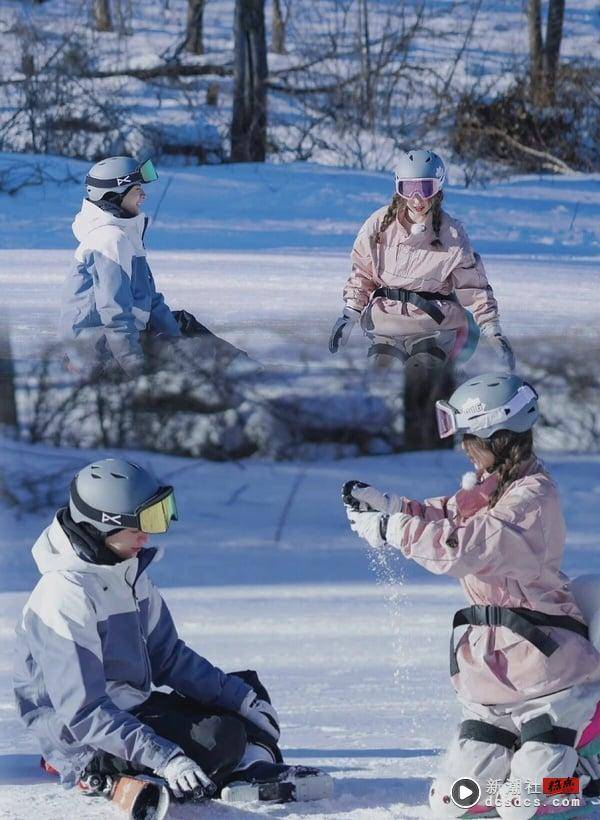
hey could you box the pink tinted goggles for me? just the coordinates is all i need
[395,178,442,200]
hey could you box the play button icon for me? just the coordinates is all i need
[451,778,481,808]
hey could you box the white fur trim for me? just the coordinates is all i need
[461,471,478,490]
[410,222,427,235]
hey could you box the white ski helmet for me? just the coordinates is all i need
[69,458,178,534]
[85,156,158,202]
[436,373,539,440]
[393,149,446,199]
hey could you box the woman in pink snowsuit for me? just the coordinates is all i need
[344,373,600,819]
[328,150,515,371]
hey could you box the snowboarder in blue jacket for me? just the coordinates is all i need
[59,157,245,376]
[14,458,333,805]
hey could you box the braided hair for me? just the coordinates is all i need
[374,191,444,248]
[374,194,402,244]
[430,191,444,248]
[463,430,534,509]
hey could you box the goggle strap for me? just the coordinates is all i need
[70,479,139,530]
[85,171,144,189]
[454,385,537,433]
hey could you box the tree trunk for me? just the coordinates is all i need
[527,0,543,105]
[404,365,455,451]
[358,0,373,129]
[271,0,286,55]
[114,0,133,35]
[231,0,268,163]
[0,327,18,431]
[93,0,113,32]
[185,0,206,55]
[543,0,565,102]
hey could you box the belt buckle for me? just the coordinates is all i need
[485,605,502,627]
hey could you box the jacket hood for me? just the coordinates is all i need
[72,198,147,245]
[32,514,155,578]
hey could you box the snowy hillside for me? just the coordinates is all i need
[0,143,599,818]
[1,1,598,169]
[1,155,599,364]
[1,442,600,819]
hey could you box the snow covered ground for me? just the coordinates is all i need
[1,156,599,364]
[1,443,600,819]
[1,156,600,818]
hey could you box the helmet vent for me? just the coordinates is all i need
[110,472,127,479]
[488,381,500,386]
[91,474,101,479]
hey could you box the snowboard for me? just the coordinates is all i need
[79,772,170,820]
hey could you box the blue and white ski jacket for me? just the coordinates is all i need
[59,199,181,373]
[13,517,251,786]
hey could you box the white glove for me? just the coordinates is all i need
[346,507,388,548]
[329,307,360,353]
[239,691,280,741]
[343,481,403,514]
[156,754,215,800]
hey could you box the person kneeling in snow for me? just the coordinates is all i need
[14,459,332,805]
[59,156,246,376]
[344,374,600,819]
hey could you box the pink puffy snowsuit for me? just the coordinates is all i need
[385,457,600,704]
[344,206,500,358]
[381,457,600,817]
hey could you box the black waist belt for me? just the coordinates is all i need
[371,287,456,325]
[450,604,589,677]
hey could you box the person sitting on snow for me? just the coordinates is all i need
[344,373,600,818]
[59,156,245,376]
[329,149,515,372]
[14,458,333,805]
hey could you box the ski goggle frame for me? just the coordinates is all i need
[70,481,178,533]
[435,384,538,439]
[395,177,442,200]
[85,158,159,191]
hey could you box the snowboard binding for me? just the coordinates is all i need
[220,762,334,804]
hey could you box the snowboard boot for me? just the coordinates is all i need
[220,761,334,804]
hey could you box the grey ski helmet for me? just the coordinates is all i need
[393,149,446,195]
[69,458,177,534]
[436,373,539,440]
[85,156,158,202]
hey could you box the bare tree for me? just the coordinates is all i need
[93,0,113,33]
[527,0,565,104]
[0,327,18,431]
[185,0,207,55]
[231,0,268,162]
[271,0,286,55]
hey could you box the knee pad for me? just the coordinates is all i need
[428,776,469,818]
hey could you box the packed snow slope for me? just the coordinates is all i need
[0,157,600,818]
[0,155,599,362]
[1,443,600,819]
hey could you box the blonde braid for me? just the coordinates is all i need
[374,194,402,244]
[462,430,534,509]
